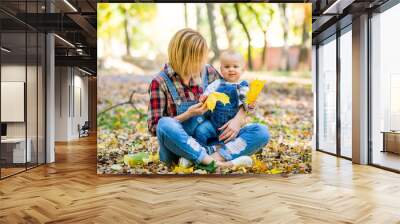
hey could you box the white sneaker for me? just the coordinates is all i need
[178,157,193,168]
[231,156,253,168]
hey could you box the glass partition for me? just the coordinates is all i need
[27,31,38,169]
[317,36,337,154]
[38,32,45,165]
[1,30,28,177]
[339,28,352,158]
[0,1,46,179]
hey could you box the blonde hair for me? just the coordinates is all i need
[168,28,208,78]
[219,49,245,65]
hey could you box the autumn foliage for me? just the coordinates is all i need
[97,75,312,175]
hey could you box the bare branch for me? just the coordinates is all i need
[98,90,146,118]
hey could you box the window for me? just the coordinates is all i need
[371,3,400,171]
[317,36,337,154]
[340,28,352,158]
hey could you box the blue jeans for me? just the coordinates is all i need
[194,120,218,147]
[157,117,209,166]
[157,117,270,166]
[216,123,270,161]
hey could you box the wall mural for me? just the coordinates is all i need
[97,3,313,175]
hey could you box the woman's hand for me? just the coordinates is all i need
[218,117,241,143]
[199,95,208,103]
[187,102,208,117]
[175,103,208,123]
[218,107,246,143]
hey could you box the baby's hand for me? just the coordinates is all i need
[248,102,257,111]
[199,95,208,103]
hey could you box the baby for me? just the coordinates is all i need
[177,50,256,169]
[196,50,255,148]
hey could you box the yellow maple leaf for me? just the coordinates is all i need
[251,155,267,173]
[246,79,266,105]
[270,168,282,174]
[205,92,230,111]
[173,165,194,174]
[150,153,159,163]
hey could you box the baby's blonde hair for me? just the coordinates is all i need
[219,49,245,65]
[168,28,208,78]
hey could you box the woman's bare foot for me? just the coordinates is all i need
[216,161,233,169]
[210,152,225,162]
[210,144,226,162]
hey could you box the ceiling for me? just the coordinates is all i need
[2,0,396,74]
[0,0,96,75]
[312,0,390,44]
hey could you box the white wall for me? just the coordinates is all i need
[55,66,70,141]
[1,64,46,164]
[1,65,29,138]
[1,66,26,134]
[54,67,89,141]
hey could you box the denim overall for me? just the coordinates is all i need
[201,65,210,90]
[159,71,205,136]
[210,80,240,130]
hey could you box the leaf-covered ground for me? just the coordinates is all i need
[97,72,313,175]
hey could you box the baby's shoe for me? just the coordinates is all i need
[178,157,193,168]
[231,156,253,168]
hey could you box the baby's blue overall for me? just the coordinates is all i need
[194,80,246,146]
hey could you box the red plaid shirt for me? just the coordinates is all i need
[147,63,221,136]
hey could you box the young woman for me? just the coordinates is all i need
[147,28,270,169]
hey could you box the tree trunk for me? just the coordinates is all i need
[196,4,201,31]
[279,4,289,71]
[184,3,188,27]
[299,7,310,69]
[247,5,267,70]
[262,31,267,70]
[123,9,131,57]
[234,3,253,70]
[220,5,233,49]
[298,22,309,68]
[206,3,220,64]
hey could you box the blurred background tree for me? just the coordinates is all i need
[246,4,275,70]
[98,3,311,77]
[98,3,156,58]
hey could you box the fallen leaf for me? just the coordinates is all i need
[251,155,267,173]
[124,152,149,167]
[173,165,194,174]
[150,153,159,163]
[111,164,122,171]
[193,169,208,174]
[195,161,217,173]
[270,168,282,174]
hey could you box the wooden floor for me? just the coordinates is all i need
[1,167,26,178]
[1,135,400,224]
[373,150,400,171]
